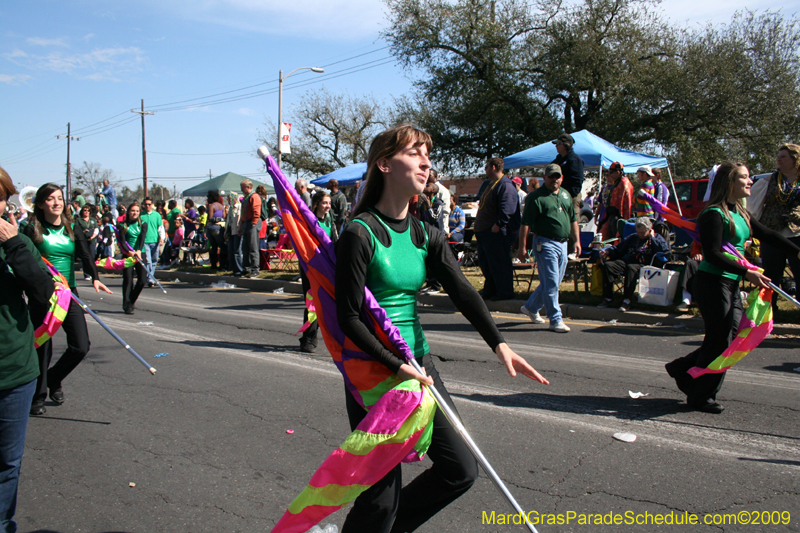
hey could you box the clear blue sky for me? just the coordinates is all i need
[2,0,797,195]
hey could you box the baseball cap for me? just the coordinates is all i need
[511,176,523,185]
[544,164,562,177]
[552,133,574,146]
[609,161,624,172]
[638,165,655,176]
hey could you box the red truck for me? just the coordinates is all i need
[667,179,709,220]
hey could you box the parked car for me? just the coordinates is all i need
[667,179,709,220]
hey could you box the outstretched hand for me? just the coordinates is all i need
[93,279,113,294]
[745,269,771,290]
[495,343,549,384]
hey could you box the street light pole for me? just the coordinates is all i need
[277,66,324,168]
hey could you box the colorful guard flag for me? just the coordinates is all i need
[95,256,137,270]
[640,191,774,377]
[33,258,72,348]
[262,152,436,533]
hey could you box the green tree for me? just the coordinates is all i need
[384,0,800,176]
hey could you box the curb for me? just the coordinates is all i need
[154,270,800,336]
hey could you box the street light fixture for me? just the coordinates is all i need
[277,66,325,168]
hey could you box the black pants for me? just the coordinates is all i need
[205,223,225,268]
[475,230,515,299]
[681,259,700,298]
[601,260,643,300]
[666,271,741,406]
[34,292,90,402]
[122,261,147,310]
[342,354,478,533]
[299,271,318,347]
[761,235,800,310]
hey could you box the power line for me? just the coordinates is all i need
[149,150,251,156]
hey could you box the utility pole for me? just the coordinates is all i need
[131,99,154,197]
[56,123,80,201]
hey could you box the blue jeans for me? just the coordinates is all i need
[524,236,568,324]
[143,242,159,283]
[0,379,36,533]
[227,234,243,275]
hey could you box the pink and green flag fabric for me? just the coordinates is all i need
[261,153,436,533]
[33,258,72,348]
[96,256,137,270]
[639,191,774,377]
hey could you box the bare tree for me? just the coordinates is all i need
[257,89,389,179]
[72,162,117,205]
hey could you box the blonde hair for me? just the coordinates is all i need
[350,123,433,219]
[0,166,17,199]
[779,143,800,172]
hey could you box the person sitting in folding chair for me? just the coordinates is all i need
[597,217,669,312]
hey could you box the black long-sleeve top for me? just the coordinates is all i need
[698,205,800,277]
[336,209,505,373]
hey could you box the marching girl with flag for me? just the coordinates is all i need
[334,124,549,532]
[119,202,149,315]
[22,183,112,416]
[665,162,800,414]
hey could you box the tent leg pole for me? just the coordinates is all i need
[667,166,683,217]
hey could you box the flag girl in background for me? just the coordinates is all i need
[665,162,800,413]
[298,190,338,353]
[335,124,549,532]
[120,202,148,315]
[22,183,113,416]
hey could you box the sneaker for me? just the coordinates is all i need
[426,287,441,294]
[597,298,612,309]
[550,321,571,333]
[618,300,631,312]
[675,299,691,313]
[248,272,260,279]
[84,275,92,281]
[520,305,546,324]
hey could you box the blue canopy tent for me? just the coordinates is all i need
[503,129,682,215]
[503,130,668,172]
[310,162,367,187]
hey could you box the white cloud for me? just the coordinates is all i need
[0,73,33,84]
[4,45,147,81]
[154,0,387,40]
[236,107,256,116]
[26,37,69,47]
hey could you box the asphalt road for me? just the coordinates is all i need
[16,275,800,533]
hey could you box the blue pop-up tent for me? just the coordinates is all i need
[310,162,367,186]
[503,129,686,214]
[503,130,668,173]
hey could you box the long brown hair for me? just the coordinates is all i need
[311,190,331,217]
[706,162,751,240]
[30,183,75,244]
[350,123,433,220]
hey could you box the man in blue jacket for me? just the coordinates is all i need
[473,157,521,300]
[597,217,669,312]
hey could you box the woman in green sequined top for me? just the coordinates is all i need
[334,124,549,532]
[22,183,112,416]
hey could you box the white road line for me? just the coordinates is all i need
[91,317,800,466]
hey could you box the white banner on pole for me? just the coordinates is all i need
[279,122,292,154]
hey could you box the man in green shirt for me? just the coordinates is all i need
[139,197,163,285]
[516,163,580,333]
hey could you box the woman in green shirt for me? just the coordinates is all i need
[298,190,339,353]
[23,183,112,416]
[120,202,148,315]
[334,124,548,532]
[666,162,800,413]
